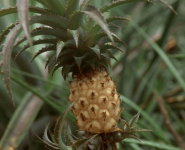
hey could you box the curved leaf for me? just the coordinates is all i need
[66,0,80,17]
[100,43,124,53]
[46,54,56,73]
[56,39,75,59]
[79,0,91,10]
[14,27,67,48]
[112,33,128,47]
[14,38,58,59]
[29,15,68,29]
[1,24,21,106]
[90,45,100,59]
[75,134,98,150]
[101,0,155,13]
[43,123,61,149]
[56,41,65,59]
[36,0,66,15]
[54,101,77,149]
[1,15,68,45]
[67,29,79,48]
[69,11,84,30]
[106,16,131,23]
[0,23,17,44]
[85,32,107,47]
[31,45,55,62]
[17,0,33,51]
[74,53,88,70]
[0,6,50,17]
[84,5,114,43]
[157,0,177,14]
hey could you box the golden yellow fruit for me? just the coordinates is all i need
[68,70,121,134]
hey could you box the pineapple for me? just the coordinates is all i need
[0,0,156,149]
[68,70,122,133]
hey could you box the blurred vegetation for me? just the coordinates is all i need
[0,0,185,150]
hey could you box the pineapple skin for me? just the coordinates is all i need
[68,70,121,134]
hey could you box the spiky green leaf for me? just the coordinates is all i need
[74,134,98,150]
[64,122,76,145]
[66,0,80,17]
[34,131,60,150]
[90,45,100,59]
[56,40,75,59]
[86,59,96,70]
[14,27,67,48]
[129,111,140,127]
[67,29,80,48]
[101,53,111,66]
[85,32,107,47]
[74,53,88,70]
[158,0,177,14]
[79,0,91,10]
[48,54,56,73]
[29,15,68,29]
[56,41,65,59]
[101,43,124,53]
[58,101,77,150]
[36,0,66,15]
[61,63,76,79]
[132,128,152,132]
[107,50,118,62]
[0,6,50,17]
[17,0,33,51]
[84,18,95,31]
[112,33,128,47]
[84,5,114,43]
[43,123,61,149]
[14,38,58,60]
[0,23,17,44]
[1,24,21,106]
[107,16,131,23]
[69,11,84,30]
[101,0,155,13]
[31,45,55,62]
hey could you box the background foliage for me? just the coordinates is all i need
[0,0,185,149]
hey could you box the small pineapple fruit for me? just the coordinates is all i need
[68,70,121,133]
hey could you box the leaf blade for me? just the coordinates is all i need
[17,0,33,51]
[84,5,114,44]
[1,24,21,106]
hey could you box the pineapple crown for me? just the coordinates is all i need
[34,101,151,150]
[0,0,155,79]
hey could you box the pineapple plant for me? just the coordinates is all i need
[34,101,149,150]
[0,0,177,149]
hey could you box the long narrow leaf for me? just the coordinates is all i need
[131,21,185,92]
[17,0,33,51]
[123,139,183,150]
[157,0,177,14]
[1,24,21,106]
[0,93,43,150]
[84,5,114,44]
